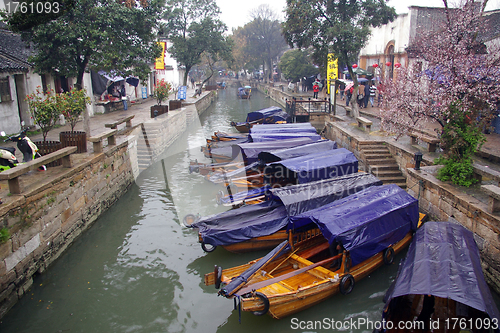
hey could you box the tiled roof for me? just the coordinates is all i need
[0,24,33,72]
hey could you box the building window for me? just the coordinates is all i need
[0,77,12,103]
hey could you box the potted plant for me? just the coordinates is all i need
[169,86,182,111]
[59,88,91,153]
[26,86,63,165]
[151,79,172,118]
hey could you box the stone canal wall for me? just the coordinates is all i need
[407,166,500,294]
[325,118,500,294]
[0,91,216,318]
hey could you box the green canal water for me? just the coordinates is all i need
[1,87,496,332]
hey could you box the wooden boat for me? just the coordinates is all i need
[238,86,252,99]
[190,173,382,253]
[379,221,500,332]
[204,185,422,319]
[230,106,290,133]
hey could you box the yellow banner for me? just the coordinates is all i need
[327,53,338,94]
[155,42,166,70]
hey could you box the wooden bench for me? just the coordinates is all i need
[473,164,500,186]
[105,115,134,130]
[481,185,500,213]
[356,116,373,132]
[345,108,351,117]
[88,129,117,153]
[0,146,77,194]
[409,132,440,152]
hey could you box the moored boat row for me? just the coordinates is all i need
[187,106,500,327]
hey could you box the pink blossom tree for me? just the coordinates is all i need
[380,0,500,185]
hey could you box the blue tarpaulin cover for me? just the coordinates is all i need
[191,200,289,246]
[383,221,500,322]
[289,184,419,266]
[251,123,315,129]
[250,132,322,142]
[265,148,357,184]
[250,123,316,134]
[232,138,315,163]
[245,106,284,122]
[269,172,382,216]
[190,172,382,247]
[258,140,337,164]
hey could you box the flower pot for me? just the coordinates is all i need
[151,105,168,118]
[35,141,63,167]
[169,100,182,111]
[60,131,87,153]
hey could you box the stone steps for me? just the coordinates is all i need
[365,158,397,165]
[359,143,407,189]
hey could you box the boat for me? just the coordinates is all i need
[379,221,500,332]
[189,172,382,253]
[206,140,337,185]
[262,147,358,185]
[237,86,252,99]
[204,184,421,319]
[214,147,358,192]
[230,106,290,133]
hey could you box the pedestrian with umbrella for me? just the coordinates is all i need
[313,80,320,98]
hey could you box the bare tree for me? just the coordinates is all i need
[248,5,288,82]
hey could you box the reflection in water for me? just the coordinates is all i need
[2,87,497,333]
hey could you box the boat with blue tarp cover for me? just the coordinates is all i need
[230,137,317,164]
[204,184,422,319]
[217,146,357,192]
[379,221,500,333]
[250,123,317,134]
[249,131,322,143]
[189,172,382,253]
[206,140,337,184]
[230,106,291,133]
[263,147,357,185]
[258,140,337,164]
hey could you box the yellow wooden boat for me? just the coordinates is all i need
[204,185,423,319]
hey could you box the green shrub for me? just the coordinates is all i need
[435,103,485,187]
[435,157,477,187]
[0,228,10,244]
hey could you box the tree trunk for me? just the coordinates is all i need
[76,59,90,135]
[183,67,191,86]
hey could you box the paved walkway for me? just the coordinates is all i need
[2,86,200,154]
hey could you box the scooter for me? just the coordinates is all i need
[0,123,46,172]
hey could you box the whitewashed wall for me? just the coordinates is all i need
[360,13,411,58]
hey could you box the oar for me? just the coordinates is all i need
[235,254,342,296]
[268,248,300,276]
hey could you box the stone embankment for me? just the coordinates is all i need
[0,91,216,318]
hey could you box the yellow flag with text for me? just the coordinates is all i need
[327,54,338,94]
[155,42,166,70]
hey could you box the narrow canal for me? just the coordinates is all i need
[0,87,415,332]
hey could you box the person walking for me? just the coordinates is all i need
[346,86,353,106]
[363,82,370,108]
[369,83,377,107]
[339,82,345,100]
[120,85,128,111]
[313,82,320,99]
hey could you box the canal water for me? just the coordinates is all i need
[0,87,446,332]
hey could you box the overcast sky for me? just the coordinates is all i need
[216,0,500,32]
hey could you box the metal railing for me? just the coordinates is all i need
[285,97,331,122]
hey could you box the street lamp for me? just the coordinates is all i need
[414,151,423,170]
